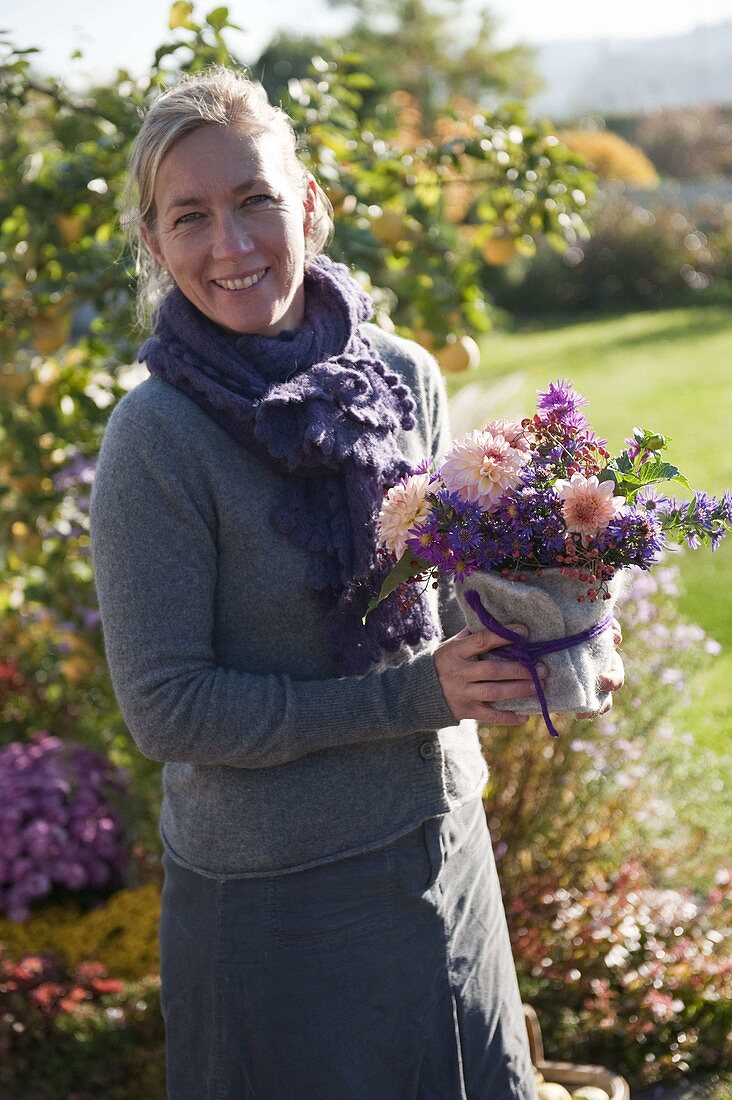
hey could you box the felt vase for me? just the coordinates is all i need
[454,568,626,720]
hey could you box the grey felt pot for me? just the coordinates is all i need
[454,568,626,718]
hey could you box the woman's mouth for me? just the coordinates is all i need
[213,269,267,291]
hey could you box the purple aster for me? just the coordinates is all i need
[636,488,673,514]
[447,515,482,555]
[406,513,451,567]
[52,452,97,493]
[536,379,589,426]
[592,508,665,569]
[723,491,732,524]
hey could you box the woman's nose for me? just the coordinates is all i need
[210,212,254,261]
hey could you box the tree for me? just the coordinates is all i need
[257,0,541,128]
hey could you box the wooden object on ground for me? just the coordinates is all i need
[524,1004,631,1100]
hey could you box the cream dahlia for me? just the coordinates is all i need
[440,425,527,510]
[554,473,625,539]
[376,473,432,558]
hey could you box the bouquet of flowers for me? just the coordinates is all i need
[370,380,731,735]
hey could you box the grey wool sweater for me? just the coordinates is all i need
[90,325,487,877]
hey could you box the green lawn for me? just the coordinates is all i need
[446,306,732,754]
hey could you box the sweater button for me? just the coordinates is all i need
[419,740,436,761]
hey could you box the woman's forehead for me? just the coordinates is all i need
[158,124,290,190]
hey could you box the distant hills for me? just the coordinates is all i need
[530,20,732,119]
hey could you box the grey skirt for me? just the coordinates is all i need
[159,797,537,1100]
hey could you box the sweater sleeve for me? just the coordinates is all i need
[90,406,456,769]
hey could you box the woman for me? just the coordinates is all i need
[90,68,623,1099]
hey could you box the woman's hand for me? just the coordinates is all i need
[434,624,542,724]
[576,616,625,719]
[435,616,625,725]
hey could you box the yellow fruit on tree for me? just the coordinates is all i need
[325,185,356,216]
[412,328,435,352]
[435,335,481,373]
[56,214,85,245]
[29,304,72,355]
[27,382,57,409]
[482,233,518,266]
[0,366,29,398]
[370,209,411,247]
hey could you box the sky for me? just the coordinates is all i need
[4,0,732,82]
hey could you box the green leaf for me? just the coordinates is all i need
[154,43,178,64]
[634,459,692,492]
[343,72,376,90]
[206,6,230,30]
[168,1,194,29]
[614,451,634,474]
[362,550,431,622]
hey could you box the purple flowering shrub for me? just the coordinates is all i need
[0,733,130,921]
[482,563,731,1082]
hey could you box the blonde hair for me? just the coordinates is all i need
[121,67,334,327]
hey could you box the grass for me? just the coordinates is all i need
[446,305,732,754]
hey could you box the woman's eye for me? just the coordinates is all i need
[175,211,201,226]
[243,194,273,207]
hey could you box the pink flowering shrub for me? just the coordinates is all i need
[0,945,164,1099]
[506,862,731,1084]
[0,732,130,921]
[482,562,731,1082]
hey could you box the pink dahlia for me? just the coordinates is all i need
[440,424,527,510]
[376,473,432,558]
[483,419,531,454]
[555,473,625,539]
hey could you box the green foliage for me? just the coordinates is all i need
[286,52,595,339]
[483,192,732,314]
[605,105,732,181]
[601,432,692,503]
[0,883,161,981]
[314,0,541,125]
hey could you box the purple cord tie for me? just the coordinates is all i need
[464,588,613,739]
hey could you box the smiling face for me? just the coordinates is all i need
[142,123,316,337]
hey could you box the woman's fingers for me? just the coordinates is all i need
[434,624,540,722]
[449,624,528,660]
[576,696,613,720]
[467,678,539,704]
[475,707,530,726]
[576,652,624,719]
[611,617,623,646]
[462,658,542,683]
[598,650,624,694]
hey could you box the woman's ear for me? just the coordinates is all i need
[303,176,318,237]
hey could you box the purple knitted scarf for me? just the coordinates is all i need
[139,254,439,673]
